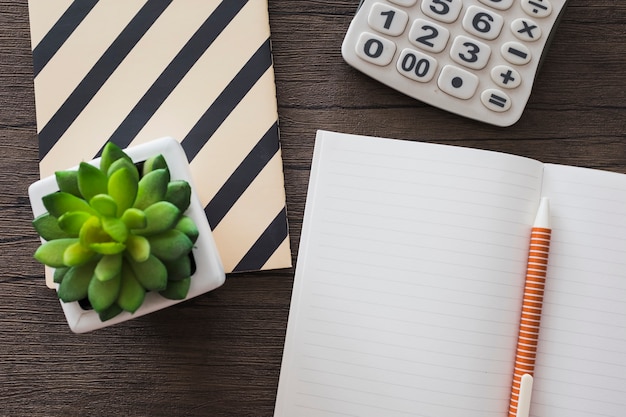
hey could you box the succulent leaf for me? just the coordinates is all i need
[88,272,121,313]
[126,234,150,263]
[34,238,79,267]
[128,255,168,291]
[78,162,108,201]
[159,276,191,300]
[79,216,107,246]
[137,201,180,236]
[142,154,168,176]
[57,261,97,302]
[133,169,169,210]
[165,180,191,212]
[121,208,147,229]
[175,215,199,244]
[57,211,91,236]
[33,213,70,240]
[101,217,129,243]
[89,241,126,255]
[89,194,118,218]
[147,229,193,262]
[108,166,138,217]
[42,192,96,218]
[101,142,132,174]
[117,263,146,313]
[98,303,123,322]
[78,213,126,255]
[55,170,81,197]
[63,241,96,266]
[95,253,123,282]
[107,157,139,182]
[163,255,192,281]
[53,267,69,284]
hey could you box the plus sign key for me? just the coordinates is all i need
[491,65,521,89]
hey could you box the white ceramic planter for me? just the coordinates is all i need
[29,137,225,333]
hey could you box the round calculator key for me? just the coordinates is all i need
[408,19,450,53]
[491,65,522,88]
[521,0,553,18]
[481,89,512,112]
[478,0,514,11]
[450,35,491,70]
[388,0,418,6]
[462,5,504,40]
[437,65,479,100]
[396,48,438,83]
[501,41,532,65]
[511,18,542,42]
[355,32,397,66]
[368,3,409,36]
[420,0,463,24]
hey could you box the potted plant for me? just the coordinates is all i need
[29,137,225,333]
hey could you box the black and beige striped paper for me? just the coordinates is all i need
[28,0,292,277]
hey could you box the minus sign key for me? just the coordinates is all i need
[501,41,532,65]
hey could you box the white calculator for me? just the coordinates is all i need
[342,0,570,127]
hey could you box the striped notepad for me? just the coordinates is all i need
[28,0,292,276]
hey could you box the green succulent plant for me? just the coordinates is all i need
[32,142,199,322]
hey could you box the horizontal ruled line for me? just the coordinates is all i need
[300,350,507,388]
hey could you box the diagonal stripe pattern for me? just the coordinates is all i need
[29,0,292,273]
[32,0,98,77]
[37,0,174,158]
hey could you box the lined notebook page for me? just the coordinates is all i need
[530,165,626,417]
[274,130,544,417]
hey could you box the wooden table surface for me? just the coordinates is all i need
[1,1,624,416]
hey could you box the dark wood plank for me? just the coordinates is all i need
[0,0,624,416]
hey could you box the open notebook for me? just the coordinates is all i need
[28,0,291,284]
[274,130,626,417]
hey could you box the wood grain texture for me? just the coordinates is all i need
[0,0,624,416]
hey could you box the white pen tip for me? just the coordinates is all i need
[516,373,534,417]
[533,197,550,229]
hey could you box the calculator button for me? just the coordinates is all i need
[521,0,553,18]
[501,41,532,65]
[368,3,409,36]
[481,89,511,112]
[462,5,504,41]
[420,0,464,24]
[355,32,397,66]
[397,48,438,82]
[491,65,521,88]
[511,18,542,42]
[388,0,418,6]
[408,19,450,53]
[438,65,479,100]
[450,35,491,70]
[478,0,514,11]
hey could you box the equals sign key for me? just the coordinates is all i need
[522,0,553,18]
[481,89,511,112]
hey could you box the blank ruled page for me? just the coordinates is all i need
[274,130,545,417]
[530,165,626,417]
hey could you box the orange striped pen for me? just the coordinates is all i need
[508,197,551,417]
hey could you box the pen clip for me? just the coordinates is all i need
[516,373,534,417]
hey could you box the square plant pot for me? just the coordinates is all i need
[29,137,225,333]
